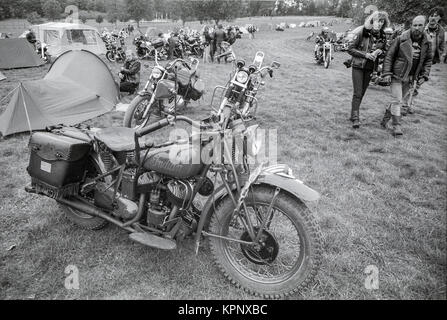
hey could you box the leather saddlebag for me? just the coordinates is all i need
[27,132,92,189]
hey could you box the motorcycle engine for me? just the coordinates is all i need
[162,96,185,114]
[166,180,193,208]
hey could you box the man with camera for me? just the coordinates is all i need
[380,16,432,136]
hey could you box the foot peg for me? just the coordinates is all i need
[24,184,36,194]
[129,232,177,250]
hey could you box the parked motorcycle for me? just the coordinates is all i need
[182,36,204,58]
[134,36,168,61]
[333,41,348,52]
[24,65,322,297]
[106,40,126,63]
[123,56,204,128]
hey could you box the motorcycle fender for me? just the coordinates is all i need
[254,173,320,202]
[195,171,320,253]
[137,90,152,97]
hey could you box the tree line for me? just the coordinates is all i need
[0,0,444,26]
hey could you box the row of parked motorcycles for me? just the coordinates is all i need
[133,34,205,61]
[24,51,323,298]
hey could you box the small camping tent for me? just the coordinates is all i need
[0,71,6,81]
[0,50,119,136]
[23,22,106,57]
[0,38,45,69]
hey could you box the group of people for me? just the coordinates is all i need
[346,7,445,136]
[201,24,242,63]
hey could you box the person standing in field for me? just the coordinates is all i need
[425,7,445,65]
[380,16,432,136]
[347,11,389,129]
[212,24,227,64]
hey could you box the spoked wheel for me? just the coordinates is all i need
[106,51,116,62]
[58,155,108,230]
[123,94,155,128]
[208,186,323,298]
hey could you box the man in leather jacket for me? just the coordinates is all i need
[213,24,227,63]
[119,50,141,95]
[381,16,432,136]
[425,7,445,64]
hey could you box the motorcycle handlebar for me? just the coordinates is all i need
[135,115,212,137]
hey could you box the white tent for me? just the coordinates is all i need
[22,22,106,57]
[299,22,306,27]
[0,70,6,81]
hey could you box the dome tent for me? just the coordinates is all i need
[0,38,45,69]
[0,50,119,137]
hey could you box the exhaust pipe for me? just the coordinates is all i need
[57,197,136,233]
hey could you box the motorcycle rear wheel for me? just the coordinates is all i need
[208,185,322,298]
[58,156,108,230]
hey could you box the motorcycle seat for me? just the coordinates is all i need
[95,127,153,152]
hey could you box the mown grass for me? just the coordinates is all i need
[0,16,446,300]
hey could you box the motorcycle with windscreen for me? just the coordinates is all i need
[24,52,322,298]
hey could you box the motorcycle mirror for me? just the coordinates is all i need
[190,58,199,71]
[236,59,245,69]
[271,61,281,69]
[248,64,257,74]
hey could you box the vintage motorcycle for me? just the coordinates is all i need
[182,36,204,58]
[106,40,126,63]
[25,81,322,299]
[211,51,277,124]
[134,36,168,61]
[123,56,205,129]
[316,41,333,69]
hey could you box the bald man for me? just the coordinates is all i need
[381,16,432,136]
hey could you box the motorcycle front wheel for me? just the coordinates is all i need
[123,94,155,128]
[324,53,330,68]
[208,185,323,298]
[106,51,116,62]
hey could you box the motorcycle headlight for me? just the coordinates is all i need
[236,70,249,84]
[244,125,262,157]
[151,68,162,79]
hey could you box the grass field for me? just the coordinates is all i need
[0,16,446,300]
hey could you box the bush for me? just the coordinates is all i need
[96,15,104,24]
[26,11,44,25]
[79,14,88,24]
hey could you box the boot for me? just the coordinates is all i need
[391,115,403,136]
[352,111,360,129]
[380,108,392,128]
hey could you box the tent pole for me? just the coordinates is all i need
[20,85,33,134]
[40,26,44,59]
